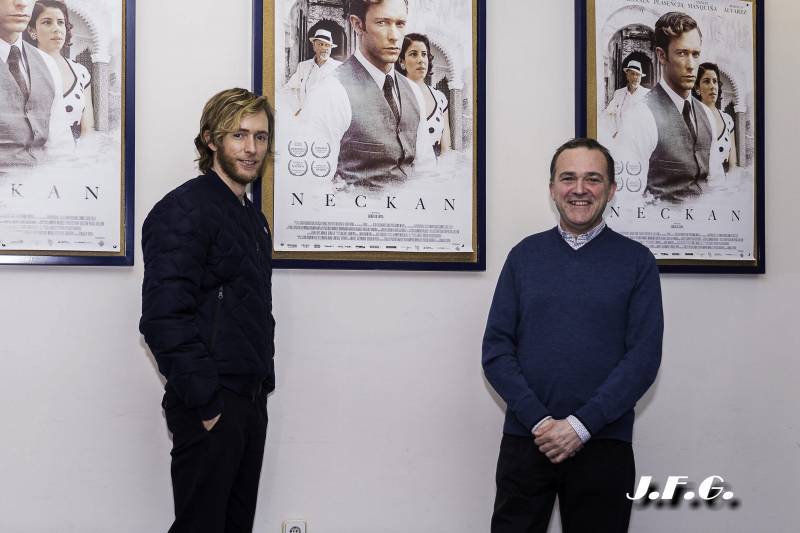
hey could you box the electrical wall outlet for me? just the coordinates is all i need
[282,519,307,533]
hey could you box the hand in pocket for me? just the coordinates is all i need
[202,413,221,431]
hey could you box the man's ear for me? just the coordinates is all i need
[655,47,666,65]
[349,14,364,35]
[606,182,616,203]
[202,130,217,152]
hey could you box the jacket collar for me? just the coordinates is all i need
[204,170,251,207]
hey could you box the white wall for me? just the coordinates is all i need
[1,1,798,532]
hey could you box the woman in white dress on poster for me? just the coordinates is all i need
[694,62,737,180]
[396,33,451,159]
[25,0,95,141]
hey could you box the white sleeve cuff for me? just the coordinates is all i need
[567,415,591,443]
[531,416,553,434]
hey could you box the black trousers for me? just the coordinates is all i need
[491,434,635,533]
[163,387,268,533]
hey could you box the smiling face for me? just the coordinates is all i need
[312,39,332,64]
[210,111,271,190]
[657,28,702,98]
[30,5,66,53]
[550,147,616,235]
[0,0,32,44]
[696,68,719,107]
[400,40,428,82]
[351,0,408,72]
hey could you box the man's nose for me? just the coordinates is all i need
[574,179,586,194]
[244,136,256,153]
[387,24,400,41]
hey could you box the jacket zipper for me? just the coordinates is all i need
[210,285,223,351]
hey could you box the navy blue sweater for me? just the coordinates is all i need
[482,227,663,442]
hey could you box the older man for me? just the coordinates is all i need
[483,138,663,533]
[285,28,342,113]
[301,0,433,190]
[616,12,713,202]
[603,59,649,138]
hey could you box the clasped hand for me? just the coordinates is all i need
[533,418,583,464]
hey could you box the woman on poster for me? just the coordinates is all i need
[396,33,451,158]
[25,0,94,141]
[694,62,737,180]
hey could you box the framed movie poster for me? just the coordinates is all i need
[575,0,764,273]
[254,0,485,270]
[0,0,134,266]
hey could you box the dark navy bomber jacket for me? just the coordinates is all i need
[140,171,275,420]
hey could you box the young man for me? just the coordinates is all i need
[140,88,276,533]
[0,0,71,170]
[483,138,663,533]
[301,0,434,191]
[285,28,342,113]
[616,11,712,202]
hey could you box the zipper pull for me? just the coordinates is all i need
[218,286,224,300]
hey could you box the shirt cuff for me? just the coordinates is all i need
[531,416,553,434]
[567,415,591,443]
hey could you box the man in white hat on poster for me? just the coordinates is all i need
[603,59,649,138]
[285,28,342,113]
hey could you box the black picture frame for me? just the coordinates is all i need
[253,0,486,271]
[575,0,764,274]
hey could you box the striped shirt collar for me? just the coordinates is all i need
[558,221,606,250]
